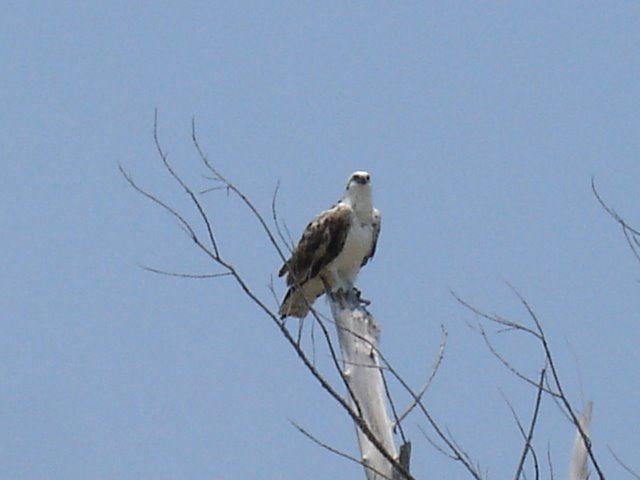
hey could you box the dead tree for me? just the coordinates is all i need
[122,113,416,479]
[121,113,615,480]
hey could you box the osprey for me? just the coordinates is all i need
[278,171,381,318]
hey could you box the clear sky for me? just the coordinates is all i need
[2,2,639,479]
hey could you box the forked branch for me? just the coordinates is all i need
[454,285,605,479]
[592,176,640,265]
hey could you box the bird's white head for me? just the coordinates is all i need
[344,171,373,215]
[346,171,371,189]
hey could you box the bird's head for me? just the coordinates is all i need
[344,171,373,212]
[346,171,371,191]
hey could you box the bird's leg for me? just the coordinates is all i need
[323,274,352,307]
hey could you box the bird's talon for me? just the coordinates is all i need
[352,287,371,305]
[359,297,371,306]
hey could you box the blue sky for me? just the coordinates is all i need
[2,2,640,479]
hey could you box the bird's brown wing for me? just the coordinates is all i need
[279,203,352,286]
[361,208,381,267]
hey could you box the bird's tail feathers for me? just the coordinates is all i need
[278,278,325,319]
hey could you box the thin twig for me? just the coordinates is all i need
[291,421,394,480]
[514,369,546,480]
[417,424,459,462]
[138,263,231,279]
[454,283,606,479]
[505,282,605,480]
[451,290,540,339]
[592,176,640,264]
[271,179,294,254]
[608,446,640,480]
[471,318,559,398]
[395,326,447,428]
[153,111,221,259]
[381,368,407,444]
[191,117,288,264]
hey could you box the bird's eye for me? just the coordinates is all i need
[365,174,370,181]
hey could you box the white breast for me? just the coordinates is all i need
[329,218,374,288]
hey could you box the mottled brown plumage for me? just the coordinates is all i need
[278,171,380,319]
[279,203,352,287]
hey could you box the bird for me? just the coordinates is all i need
[278,171,381,319]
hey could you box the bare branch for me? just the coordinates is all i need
[153,110,221,259]
[198,185,228,194]
[456,303,560,398]
[417,424,459,462]
[381,367,408,445]
[271,179,294,254]
[503,284,604,480]
[291,421,394,480]
[191,117,288,264]
[120,165,196,245]
[513,369,546,480]
[451,289,540,339]
[501,391,528,441]
[592,176,640,236]
[138,265,232,279]
[377,339,482,478]
[501,388,542,479]
[592,176,640,264]
[547,443,555,480]
[308,306,366,420]
[455,283,606,479]
[394,326,448,428]
[608,445,640,480]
